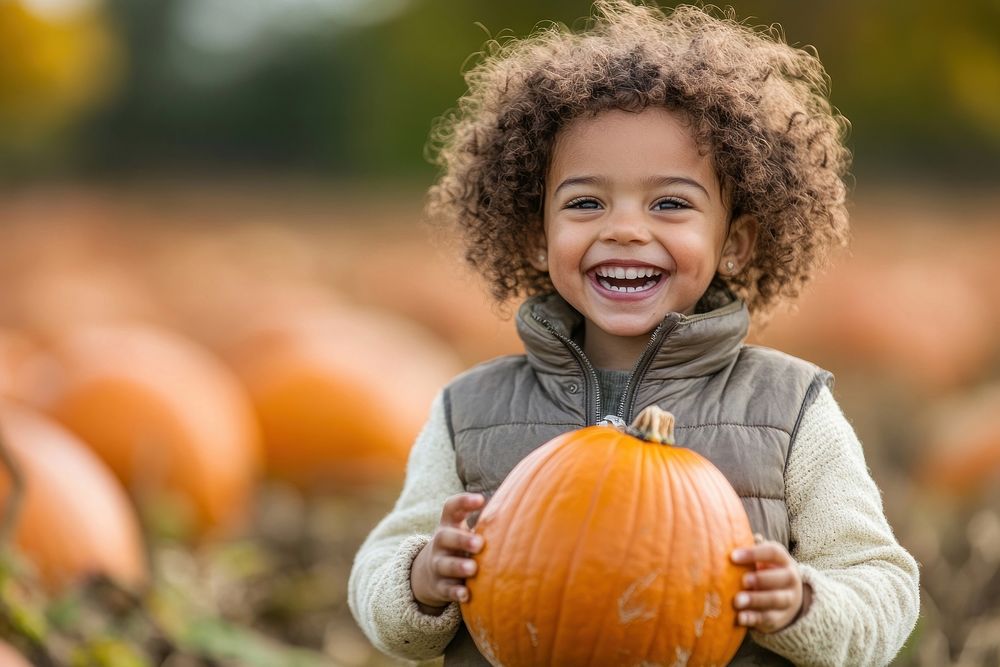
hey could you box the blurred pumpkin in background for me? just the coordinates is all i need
[346,237,523,365]
[755,247,994,393]
[0,399,147,591]
[0,193,167,337]
[0,329,37,401]
[0,0,121,151]
[140,221,343,353]
[918,383,1000,498]
[18,324,262,540]
[0,261,164,337]
[227,306,463,489]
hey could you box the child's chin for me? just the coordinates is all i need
[596,317,662,339]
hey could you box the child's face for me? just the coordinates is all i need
[541,106,741,341]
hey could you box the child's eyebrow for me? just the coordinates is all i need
[553,175,709,198]
[644,175,709,197]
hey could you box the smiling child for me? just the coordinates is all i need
[349,3,920,665]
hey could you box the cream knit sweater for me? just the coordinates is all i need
[348,386,920,666]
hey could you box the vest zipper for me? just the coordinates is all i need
[616,319,678,422]
[532,315,602,426]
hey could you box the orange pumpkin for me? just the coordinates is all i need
[462,406,753,667]
[20,324,262,538]
[227,307,463,489]
[0,399,147,591]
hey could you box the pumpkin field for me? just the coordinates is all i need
[3,0,1000,662]
[0,182,997,666]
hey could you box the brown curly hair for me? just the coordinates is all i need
[426,0,851,317]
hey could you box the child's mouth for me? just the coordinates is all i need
[594,266,663,294]
[592,265,664,294]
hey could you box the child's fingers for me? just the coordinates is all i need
[734,589,798,612]
[742,567,797,590]
[432,554,478,579]
[430,577,467,603]
[433,526,484,554]
[736,609,786,629]
[449,584,471,604]
[440,493,487,527]
[731,541,793,567]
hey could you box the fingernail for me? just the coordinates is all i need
[735,593,749,608]
[458,589,468,603]
[743,573,755,588]
[732,549,747,560]
[739,611,750,625]
[463,561,475,574]
[470,537,483,550]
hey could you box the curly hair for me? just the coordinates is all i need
[426,1,851,318]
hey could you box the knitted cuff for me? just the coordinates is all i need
[370,534,462,658]
[749,563,848,667]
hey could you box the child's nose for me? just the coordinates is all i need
[599,208,653,244]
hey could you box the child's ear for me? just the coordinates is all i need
[528,247,549,272]
[718,214,757,276]
[527,230,549,272]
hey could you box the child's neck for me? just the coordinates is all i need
[582,321,654,371]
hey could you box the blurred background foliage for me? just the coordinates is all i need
[1,0,999,182]
[1,1,1000,666]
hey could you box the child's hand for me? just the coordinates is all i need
[730,540,810,633]
[410,492,486,614]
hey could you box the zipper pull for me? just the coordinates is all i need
[598,415,628,429]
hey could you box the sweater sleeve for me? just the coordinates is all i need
[752,386,920,666]
[348,392,467,662]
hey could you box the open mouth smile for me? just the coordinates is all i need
[589,264,667,297]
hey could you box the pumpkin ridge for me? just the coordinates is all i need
[686,454,717,659]
[547,427,620,663]
[661,444,686,657]
[627,434,657,659]
[639,446,671,661]
[528,432,596,663]
[483,434,567,661]
[587,428,646,662]
[511,437,580,661]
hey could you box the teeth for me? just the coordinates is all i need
[595,265,663,278]
[597,278,660,293]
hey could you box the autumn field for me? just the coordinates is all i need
[0,182,998,666]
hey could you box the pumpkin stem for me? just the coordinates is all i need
[631,406,676,445]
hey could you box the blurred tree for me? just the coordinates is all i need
[0,0,121,172]
[831,0,1000,180]
[2,0,997,181]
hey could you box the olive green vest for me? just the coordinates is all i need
[442,293,830,666]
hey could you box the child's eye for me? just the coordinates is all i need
[652,197,689,211]
[565,197,602,210]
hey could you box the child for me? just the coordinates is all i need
[349,2,920,665]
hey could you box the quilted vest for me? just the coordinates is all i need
[442,293,830,666]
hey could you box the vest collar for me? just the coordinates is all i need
[516,291,749,380]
